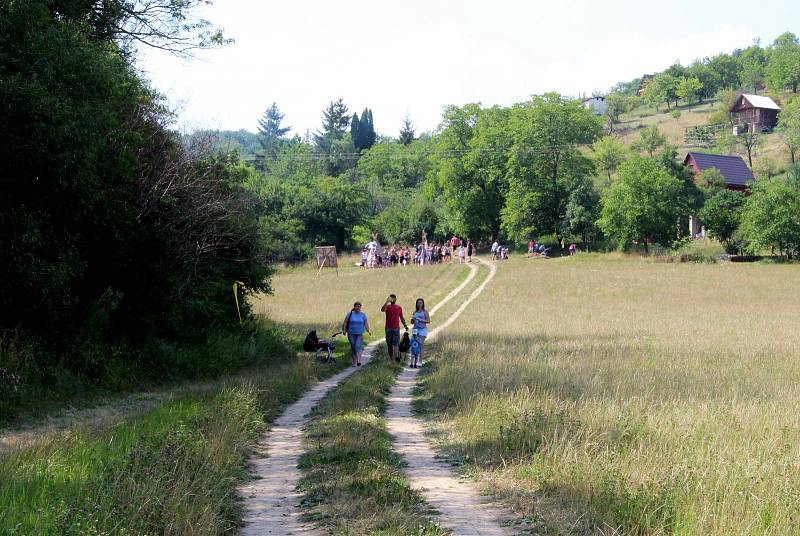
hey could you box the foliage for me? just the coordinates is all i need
[676,76,703,103]
[765,32,800,93]
[738,44,766,93]
[351,108,376,151]
[603,93,627,132]
[592,135,628,185]
[564,175,601,248]
[632,125,667,157]
[313,98,351,173]
[0,0,272,401]
[598,156,685,252]
[696,167,727,194]
[740,175,800,256]
[502,94,602,242]
[257,102,291,158]
[399,114,415,145]
[698,189,745,247]
[641,73,679,111]
[776,95,800,163]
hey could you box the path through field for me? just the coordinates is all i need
[384,258,517,536]
[239,261,481,535]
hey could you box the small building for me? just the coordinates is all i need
[684,152,755,237]
[730,94,780,133]
[582,96,606,116]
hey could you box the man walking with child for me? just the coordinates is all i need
[381,294,409,363]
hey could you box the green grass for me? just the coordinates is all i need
[417,255,800,535]
[0,324,351,534]
[298,360,445,535]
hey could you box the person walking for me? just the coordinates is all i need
[491,239,499,260]
[410,298,430,368]
[342,301,370,367]
[466,239,473,262]
[458,244,465,264]
[381,294,409,363]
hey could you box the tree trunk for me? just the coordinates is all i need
[642,235,649,254]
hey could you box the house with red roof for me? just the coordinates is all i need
[731,94,780,133]
[684,151,755,236]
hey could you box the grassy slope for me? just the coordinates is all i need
[614,98,791,173]
[418,255,800,535]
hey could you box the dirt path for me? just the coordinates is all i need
[238,262,479,535]
[385,258,518,536]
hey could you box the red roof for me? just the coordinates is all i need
[684,152,754,187]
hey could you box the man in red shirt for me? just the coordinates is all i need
[381,294,409,363]
[450,235,460,249]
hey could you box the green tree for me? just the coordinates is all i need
[687,59,720,101]
[696,167,727,193]
[642,73,679,111]
[603,93,627,132]
[592,135,627,185]
[632,125,667,157]
[677,76,704,103]
[777,96,800,163]
[564,174,601,249]
[257,102,291,158]
[313,98,350,153]
[355,108,376,151]
[738,44,767,93]
[698,189,745,248]
[598,156,685,253]
[502,94,602,242]
[434,104,509,240]
[399,114,415,145]
[739,175,800,256]
[765,32,800,93]
[708,53,741,90]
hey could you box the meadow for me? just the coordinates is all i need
[419,254,800,535]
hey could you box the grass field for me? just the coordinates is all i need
[418,254,800,535]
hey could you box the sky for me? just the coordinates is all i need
[136,0,797,138]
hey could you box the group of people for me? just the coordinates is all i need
[341,294,430,368]
[360,234,475,268]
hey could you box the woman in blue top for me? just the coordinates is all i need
[410,298,430,368]
[342,301,370,366]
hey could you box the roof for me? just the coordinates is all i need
[739,94,781,110]
[684,152,755,186]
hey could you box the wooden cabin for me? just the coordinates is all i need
[731,94,780,133]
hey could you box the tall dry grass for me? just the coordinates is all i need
[420,255,800,535]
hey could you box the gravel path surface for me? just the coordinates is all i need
[385,258,519,536]
[238,262,480,535]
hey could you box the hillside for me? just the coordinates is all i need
[612,98,790,173]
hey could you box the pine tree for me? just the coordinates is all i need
[313,98,350,152]
[354,107,376,151]
[399,114,415,145]
[350,112,361,150]
[257,102,290,157]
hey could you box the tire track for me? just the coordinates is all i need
[385,258,517,536]
[238,262,479,535]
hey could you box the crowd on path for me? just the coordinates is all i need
[341,293,430,368]
[360,232,475,268]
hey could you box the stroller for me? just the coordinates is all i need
[304,330,341,364]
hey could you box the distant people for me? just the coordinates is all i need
[527,239,535,258]
[450,234,460,252]
[466,239,473,262]
[458,244,465,263]
[361,248,368,268]
[381,294,409,363]
[342,301,370,367]
[569,243,577,256]
[491,239,499,260]
[410,298,430,368]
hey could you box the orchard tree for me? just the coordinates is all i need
[738,44,766,93]
[633,125,667,157]
[677,76,704,103]
[592,135,627,185]
[603,93,627,132]
[502,93,602,242]
[777,96,800,163]
[598,156,685,253]
[642,73,679,111]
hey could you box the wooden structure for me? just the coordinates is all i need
[731,94,780,133]
[314,246,338,277]
[684,152,755,237]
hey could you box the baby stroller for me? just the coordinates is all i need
[303,330,341,364]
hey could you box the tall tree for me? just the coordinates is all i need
[592,135,628,185]
[598,156,685,253]
[257,102,291,157]
[502,93,602,242]
[313,98,350,153]
[765,32,800,93]
[633,125,667,157]
[399,114,415,145]
[353,108,376,151]
[740,175,800,257]
[738,44,767,93]
[564,174,601,249]
[698,189,745,249]
[603,93,627,132]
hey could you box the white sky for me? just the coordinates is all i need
[136,0,796,138]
